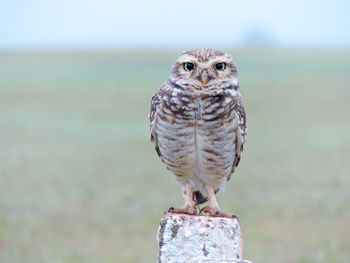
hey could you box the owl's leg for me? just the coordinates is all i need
[168,183,197,215]
[200,185,237,219]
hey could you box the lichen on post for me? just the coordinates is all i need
[157,212,243,263]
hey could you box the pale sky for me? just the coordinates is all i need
[1,0,349,49]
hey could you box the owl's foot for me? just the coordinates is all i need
[168,183,197,215]
[200,206,237,219]
[168,206,197,215]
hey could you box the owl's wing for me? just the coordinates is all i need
[149,87,163,158]
[229,95,247,180]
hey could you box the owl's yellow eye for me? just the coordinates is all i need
[215,63,226,71]
[183,62,195,71]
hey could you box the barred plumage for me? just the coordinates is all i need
[149,49,246,218]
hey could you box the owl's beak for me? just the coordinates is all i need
[200,70,210,86]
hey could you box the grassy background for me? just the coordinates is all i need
[0,48,349,263]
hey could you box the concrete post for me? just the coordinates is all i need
[157,212,250,263]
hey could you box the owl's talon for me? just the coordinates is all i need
[168,206,197,215]
[200,206,235,219]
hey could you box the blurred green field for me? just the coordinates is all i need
[0,48,349,263]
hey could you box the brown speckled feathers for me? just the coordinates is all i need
[149,49,246,201]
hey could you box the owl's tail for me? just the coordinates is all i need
[195,189,219,205]
[194,191,207,205]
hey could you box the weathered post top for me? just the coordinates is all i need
[157,212,247,263]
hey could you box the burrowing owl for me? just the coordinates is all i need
[149,49,246,218]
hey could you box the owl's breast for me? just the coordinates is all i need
[193,95,239,183]
[154,92,197,176]
[155,91,239,187]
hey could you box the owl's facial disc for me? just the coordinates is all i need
[170,49,238,93]
[181,59,233,87]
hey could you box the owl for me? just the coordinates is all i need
[149,49,246,218]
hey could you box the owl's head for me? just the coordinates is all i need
[169,49,238,95]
